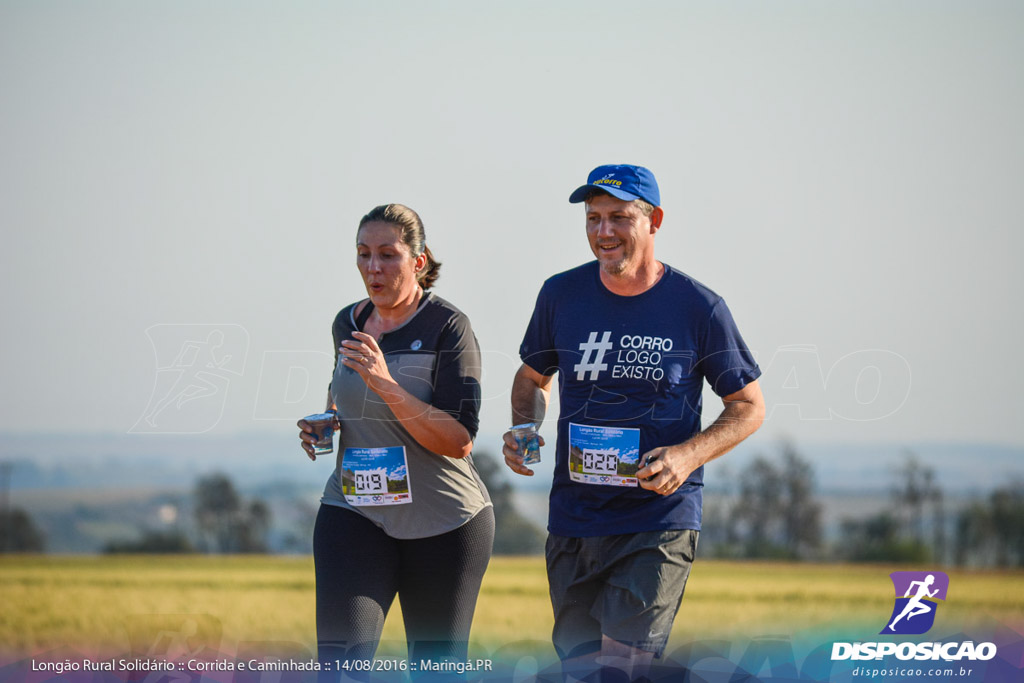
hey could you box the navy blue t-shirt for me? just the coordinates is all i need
[519,261,761,537]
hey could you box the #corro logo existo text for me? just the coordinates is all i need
[831,571,997,663]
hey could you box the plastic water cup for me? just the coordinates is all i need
[510,422,541,465]
[304,412,337,455]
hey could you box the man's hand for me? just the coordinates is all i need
[637,380,765,496]
[502,430,545,477]
[636,443,701,496]
[504,363,554,476]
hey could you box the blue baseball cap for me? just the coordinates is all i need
[568,164,661,207]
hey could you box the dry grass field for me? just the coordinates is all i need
[1,555,1021,662]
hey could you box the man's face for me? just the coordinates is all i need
[585,194,656,276]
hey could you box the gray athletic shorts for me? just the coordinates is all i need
[546,528,699,659]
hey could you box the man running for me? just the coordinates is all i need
[503,163,764,680]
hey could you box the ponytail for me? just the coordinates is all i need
[418,246,441,290]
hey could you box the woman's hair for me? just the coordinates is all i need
[358,204,441,290]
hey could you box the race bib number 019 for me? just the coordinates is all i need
[568,423,640,487]
[355,469,387,494]
[340,446,412,506]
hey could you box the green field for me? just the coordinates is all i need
[1,555,1022,660]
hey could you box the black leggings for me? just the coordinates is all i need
[313,504,494,669]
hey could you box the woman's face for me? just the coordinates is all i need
[356,221,425,308]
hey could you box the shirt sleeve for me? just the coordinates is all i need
[329,307,349,395]
[697,298,762,397]
[518,284,560,376]
[430,312,483,440]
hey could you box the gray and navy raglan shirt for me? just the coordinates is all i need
[320,292,491,539]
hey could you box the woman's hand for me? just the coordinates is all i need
[297,414,340,462]
[297,419,318,461]
[339,331,394,394]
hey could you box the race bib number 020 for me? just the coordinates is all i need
[340,446,412,506]
[568,423,641,487]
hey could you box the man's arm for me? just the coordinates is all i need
[502,363,555,476]
[636,379,764,495]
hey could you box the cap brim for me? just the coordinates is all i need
[568,184,642,203]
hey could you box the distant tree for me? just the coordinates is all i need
[193,473,272,553]
[955,501,993,567]
[931,486,947,564]
[779,442,823,558]
[280,500,317,554]
[698,491,737,557]
[989,483,1024,566]
[194,473,241,552]
[723,441,822,560]
[730,456,786,558]
[838,452,945,564]
[839,513,929,563]
[892,454,942,546]
[237,500,271,553]
[955,480,1024,567]
[0,508,46,552]
[472,452,545,555]
[103,530,194,554]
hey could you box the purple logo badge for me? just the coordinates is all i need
[881,571,949,635]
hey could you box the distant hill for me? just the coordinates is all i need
[2,433,1020,495]
[704,440,1024,495]
[0,432,327,492]
[493,436,1024,495]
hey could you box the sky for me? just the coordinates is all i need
[2,1,1023,450]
